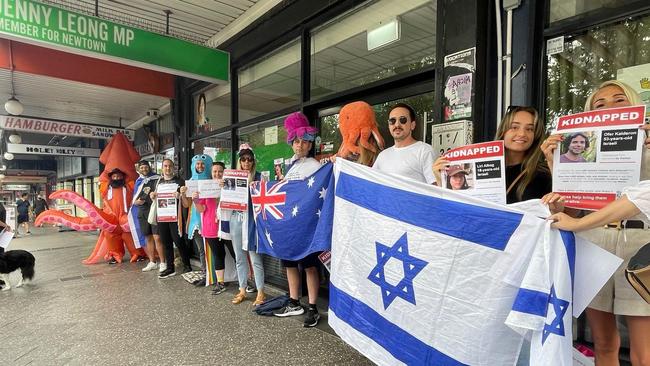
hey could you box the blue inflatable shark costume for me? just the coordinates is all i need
[187,154,213,240]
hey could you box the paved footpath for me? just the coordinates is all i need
[0,227,373,366]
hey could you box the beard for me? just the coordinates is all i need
[110,179,125,188]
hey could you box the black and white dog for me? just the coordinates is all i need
[0,250,35,291]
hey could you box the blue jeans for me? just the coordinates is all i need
[230,212,264,291]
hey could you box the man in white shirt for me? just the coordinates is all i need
[373,103,436,184]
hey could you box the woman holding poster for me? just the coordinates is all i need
[222,144,266,306]
[433,106,554,204]
[543,81,650,366]
[192,162,236,295]
[150,159,191,279]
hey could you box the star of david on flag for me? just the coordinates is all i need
[542,285,569,345]
[251,163,334,261]
[506,229,576,366]
[368,233,427,310]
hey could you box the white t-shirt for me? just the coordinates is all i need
[623,180,650,224]
[284,156,321,181]
[373,141,437,184]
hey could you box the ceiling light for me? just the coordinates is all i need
[4,97,23,115]
[367,18,401,51]
[8,134,21,144]
[3,152,14,160]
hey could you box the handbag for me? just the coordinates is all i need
[147,178,162,225]
[625,242,650,304]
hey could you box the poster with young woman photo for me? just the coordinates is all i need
[440,141,507,205]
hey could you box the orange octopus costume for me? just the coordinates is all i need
[35,132,146,264]
[337,101,385,158]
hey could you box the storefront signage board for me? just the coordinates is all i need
[0,0,229,83]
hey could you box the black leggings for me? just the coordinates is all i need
[157,221,192,271]
[206,237,235,271]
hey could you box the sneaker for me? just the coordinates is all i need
[158,263,167,273]
[142,261,158,272]
[245,284,257,293]
[212,283,227,295]
[273,301,304,317]
[158,268,176,279]
[107,257,117,265]
[303,308,321,328]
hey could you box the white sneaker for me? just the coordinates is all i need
[158,262,167,273]
[142,261,158,272]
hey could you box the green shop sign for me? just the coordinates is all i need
[0,0,229,83]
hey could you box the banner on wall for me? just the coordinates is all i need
[444,73,473,120]
[443,47,476,122]
[551,105,646,210]
[0,116,135,140]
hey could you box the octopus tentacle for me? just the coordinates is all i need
[49,190,118,232]
[120,222,130,232]
[35,210,97,232]
[82,231,108,264]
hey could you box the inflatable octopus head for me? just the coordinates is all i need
[191,154,213,180]
[337,101,385,164]
[99,132,140,196]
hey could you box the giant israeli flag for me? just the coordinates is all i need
[329,159,577,365]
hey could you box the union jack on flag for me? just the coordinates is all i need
[251,163,335,261]
[251,180,288,220]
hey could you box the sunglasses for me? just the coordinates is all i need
[240,157,254,163]
[388,116,409,125]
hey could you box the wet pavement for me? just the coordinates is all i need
[0,227,373,366]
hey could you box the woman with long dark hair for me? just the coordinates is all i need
[434,106,556,205]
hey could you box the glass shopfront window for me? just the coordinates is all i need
[238,40,301,122]
[549,0,640,24]
[237,115,294,177]
[192,132,233,169]
[316,92,435,160]
[193,84,231,136]
[310,0,436,99]
[545,15,650,128]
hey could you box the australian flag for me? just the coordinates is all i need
[251,163,334,261]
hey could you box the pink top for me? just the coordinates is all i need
[196,198,218,238]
